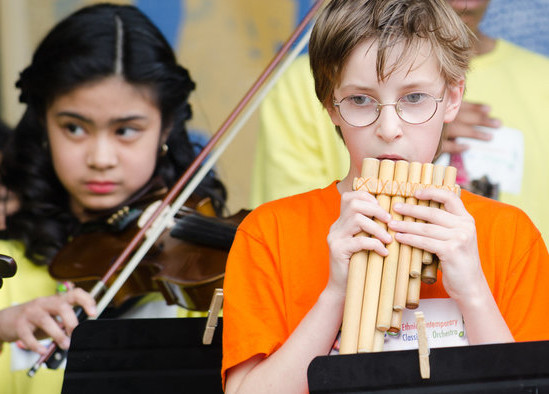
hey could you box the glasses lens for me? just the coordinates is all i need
[339,95,379,127]
[397,93,438,124]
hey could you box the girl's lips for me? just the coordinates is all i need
[85,182,116,194]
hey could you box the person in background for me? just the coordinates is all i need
[0,121,18,231]
[0,120,11,146]
[0,4,225,393]
[224,0,549,392]
[251,0,549,245]
[480,0,549,57]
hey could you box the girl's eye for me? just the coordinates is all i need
[401,93,427,104]
[347,95,375,106]
[65,123,85,136]
[115,127,140,138]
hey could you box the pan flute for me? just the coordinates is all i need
[339,158,460,354]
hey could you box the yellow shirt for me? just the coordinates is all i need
[251,41,549,244]
[0,240,205,394]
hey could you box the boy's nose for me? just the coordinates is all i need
[374,105,403,142]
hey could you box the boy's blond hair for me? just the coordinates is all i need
[310,0,475,108]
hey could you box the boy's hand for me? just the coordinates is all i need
[326,190,392,293]
[442,101,501,154]
[388,188,484,301]
[0,288,96,355]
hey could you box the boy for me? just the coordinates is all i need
[223,0,549,392]
[251,0,549,249]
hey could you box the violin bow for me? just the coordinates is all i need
[29,0,326,376]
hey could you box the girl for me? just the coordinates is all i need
[0,4,225,393]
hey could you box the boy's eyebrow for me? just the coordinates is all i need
[339,80,441,93]
[338,83,376,92]
[399,81,439,90]
[55,111,148,126]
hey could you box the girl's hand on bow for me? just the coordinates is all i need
[0,288,96,355]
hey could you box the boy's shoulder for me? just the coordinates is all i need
[461,189,539,235]
[244,182,340,227]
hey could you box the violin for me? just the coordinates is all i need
[30,0,325,375]
[48,178,249,311]
[0,254,16,289]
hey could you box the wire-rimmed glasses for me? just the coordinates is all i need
[332,89,445,128]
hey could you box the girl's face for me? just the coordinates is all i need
[46,76,165,221]
[327,39,463,185]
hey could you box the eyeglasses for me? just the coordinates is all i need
[332,89,445,128]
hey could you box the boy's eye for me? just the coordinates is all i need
[348,95,375,106]
[400,93,427,104]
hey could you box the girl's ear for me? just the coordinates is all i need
[159,124,172,147]
[443,79,465,123]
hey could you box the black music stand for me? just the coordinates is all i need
[308,340,549,393]
[61,317,223,394]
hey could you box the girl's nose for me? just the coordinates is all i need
[86,135,118,169]
[374,104,403,143]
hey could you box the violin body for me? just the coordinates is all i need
[49,182,248,311]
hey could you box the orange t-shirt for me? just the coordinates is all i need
[222,182,549,382]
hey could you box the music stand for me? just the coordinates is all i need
[61,317,223,394]
[308,340,549,393]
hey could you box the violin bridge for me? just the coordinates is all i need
[202,288,223,345]
[137,200,176,236]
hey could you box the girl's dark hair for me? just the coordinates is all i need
[1,3,226,264]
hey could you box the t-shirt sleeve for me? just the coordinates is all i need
[492,209,549,342]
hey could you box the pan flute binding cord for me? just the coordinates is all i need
[340,159,458,354]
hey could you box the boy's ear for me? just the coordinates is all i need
[326,102,342,127]
[443,79,465,123]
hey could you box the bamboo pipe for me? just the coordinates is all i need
[421,165,445,283]
[389,161,422,332]
[407,163,433,309]
[421,166,458,284]
[422,165,445,265]
[339,158,380,354]
[409,163,434,278]
[357,159,395,352]
[376,160,409,331]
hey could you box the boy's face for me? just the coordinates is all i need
[327,39,463,176]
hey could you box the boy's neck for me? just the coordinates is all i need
[337,174,356,195]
